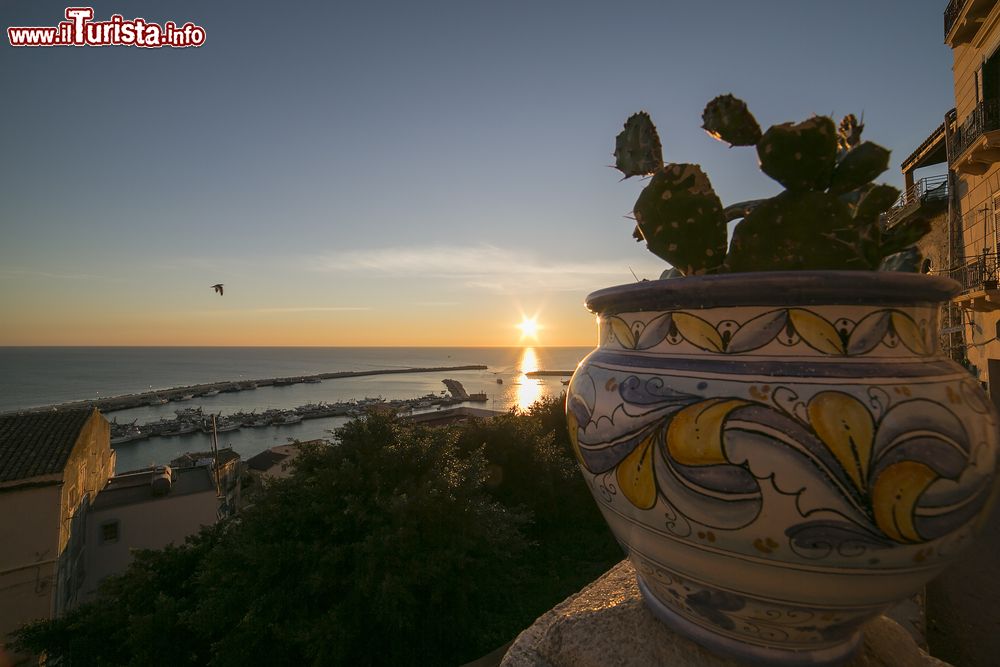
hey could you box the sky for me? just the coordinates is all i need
[0,1,956,347]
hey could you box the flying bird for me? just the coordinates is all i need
[211,284,224,296]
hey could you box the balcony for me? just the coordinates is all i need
[949,99,1000,174]
[945,0,994,45]
[884,175,949,228]
[949,252,1000,311]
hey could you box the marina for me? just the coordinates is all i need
[0,347,590,472]
[3,364,488,417]
[108,380,488,446]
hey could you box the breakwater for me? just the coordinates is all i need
[524,370,574,377]
[5,365,488,416]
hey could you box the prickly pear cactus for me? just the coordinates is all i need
[633,164,727,275]
[725,191,856,271]
[614,112,663,178]
[847,184,901,268]
[757,117,838,191]
[613,96,929,275]
[828,141,891,195]
[701,94,761,147]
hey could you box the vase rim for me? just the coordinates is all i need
[586,271,962,314]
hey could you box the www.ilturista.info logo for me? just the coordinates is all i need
[8,7,205,48]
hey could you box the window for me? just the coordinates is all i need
[982,49,1000,105]
[100,520,119,544]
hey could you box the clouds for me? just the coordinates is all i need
[250,306,372,313]
[0,267,112,281]
[312,244,663,293]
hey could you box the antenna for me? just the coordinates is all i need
[628,266,640,282]
[210,414,222,497]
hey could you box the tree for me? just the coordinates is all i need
[14,403,620,666]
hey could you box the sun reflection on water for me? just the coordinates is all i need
[516,347,542,411]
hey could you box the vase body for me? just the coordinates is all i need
[567,272,999,666]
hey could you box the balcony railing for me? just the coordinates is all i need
[945,0,968,38]
[884,175,948,227]
[949,98,1000,162]
[947,252,1000,292]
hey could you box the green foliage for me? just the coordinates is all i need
[13,531,219,666]
[13,400,620,667]
[615,95,929,274]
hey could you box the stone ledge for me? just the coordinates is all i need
[501,560,951,667]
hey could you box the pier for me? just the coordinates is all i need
[3,365,488,416]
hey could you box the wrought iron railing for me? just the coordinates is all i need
[947,252,1000,291]
[945,0,968,38]
[950,98,1000,161]
[884,174,948,227]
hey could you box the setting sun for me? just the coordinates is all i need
[517,318,541,340]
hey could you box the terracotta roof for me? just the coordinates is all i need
[0,409,95,484]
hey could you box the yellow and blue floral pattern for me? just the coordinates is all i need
[603,307,933,356]
[568,292,999,664]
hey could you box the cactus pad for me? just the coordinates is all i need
[614,112,663,178]
[828,141,890,195]
[613,99,928,274]
[854,184,900,224]
[757,117,838,191]
[725,191,857,271]
[702,94,762,147]
[633,164,727,275]
[881,216,932,258]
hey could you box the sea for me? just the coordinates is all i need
[0,346,592,473]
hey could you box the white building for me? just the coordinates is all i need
[79,465,219,599]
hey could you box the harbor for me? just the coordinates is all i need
[0,347,588,473]
[109,378,488,445]
[3,364,488,417]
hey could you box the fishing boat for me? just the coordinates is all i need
[162,421,198,436]
[215,419,241,432]
[110,423,142,445]
[273,411,303,425]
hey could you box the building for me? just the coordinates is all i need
[245,441,316,480]
[170,447,243,517]
[0,409,115,661]
[78,464,220,600]
[892,0,1000,402]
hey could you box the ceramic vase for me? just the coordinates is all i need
[566,271,999,666]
